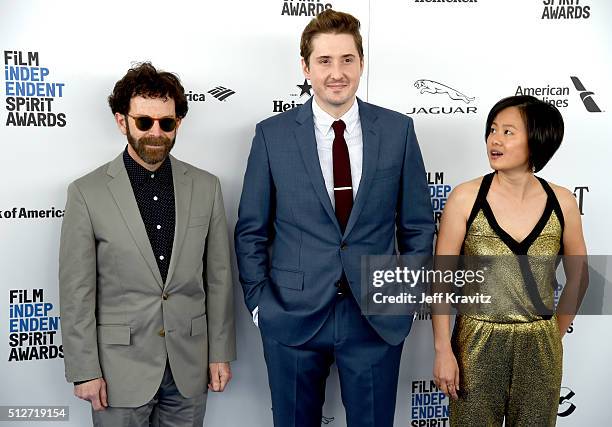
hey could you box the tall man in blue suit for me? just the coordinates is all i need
[235,9,434,427]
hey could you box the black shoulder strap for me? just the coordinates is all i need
[536,177,565,230]
[466,172,495,230]
[536,176,565,254]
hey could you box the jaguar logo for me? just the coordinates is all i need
[414,79,475,104]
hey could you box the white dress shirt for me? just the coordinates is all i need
[312,97,363,206]
[252,97,364,326]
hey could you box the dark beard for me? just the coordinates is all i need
[127,127,175,165]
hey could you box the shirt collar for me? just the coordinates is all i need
[122,146,173,187]
[312,97,360,137]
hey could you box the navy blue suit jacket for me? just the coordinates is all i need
[235,98,434,346]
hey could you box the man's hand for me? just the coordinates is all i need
[74,378,108,411]
[208,362,232,392]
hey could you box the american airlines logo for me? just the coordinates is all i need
[570,76,603,112]
[207,86,236,101]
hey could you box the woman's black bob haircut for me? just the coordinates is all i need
[485,95,564,172]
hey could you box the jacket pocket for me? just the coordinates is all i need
[188,215,209,228]
[97,325,131,345]
[373,167,400,181]
[270,268,304,291]
[191,315,207,336]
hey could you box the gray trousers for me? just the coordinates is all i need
[92,363,207,427]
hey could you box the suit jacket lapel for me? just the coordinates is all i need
[164,156,192,287]
[343,99,380,239]
[294,98,342,235]
[106,154,164,289]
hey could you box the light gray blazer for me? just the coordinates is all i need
[59,153,236,407]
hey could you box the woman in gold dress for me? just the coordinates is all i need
[432,95,587,426]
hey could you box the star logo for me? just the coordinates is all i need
[297,79,312,97]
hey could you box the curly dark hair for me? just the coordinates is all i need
[108,62,188,119]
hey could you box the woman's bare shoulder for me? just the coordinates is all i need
[547,181,578,212]
[449,177,483,204]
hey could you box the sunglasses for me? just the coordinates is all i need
[127,114,178,132]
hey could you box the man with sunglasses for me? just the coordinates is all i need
[59,62,235,427]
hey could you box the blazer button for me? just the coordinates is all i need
[162,293,169,300]
[158,329,165,337]
[340,242,348,250]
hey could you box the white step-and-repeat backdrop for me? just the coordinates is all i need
[1,0,610,425]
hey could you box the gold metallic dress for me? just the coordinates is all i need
[450,172,564,427]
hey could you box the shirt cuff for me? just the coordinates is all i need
[74,378,97,385]
[252,306,259,327]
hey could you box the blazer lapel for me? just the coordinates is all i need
[343,99,381,239]
[106,154,164,289]
[164,156,192,287]
[294,99,342,235]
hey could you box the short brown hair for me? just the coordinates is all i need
[300,9,363,67]
[108,62,188,119]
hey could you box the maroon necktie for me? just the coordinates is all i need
[332,120,353,232]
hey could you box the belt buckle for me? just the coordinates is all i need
[336,279,348,296]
